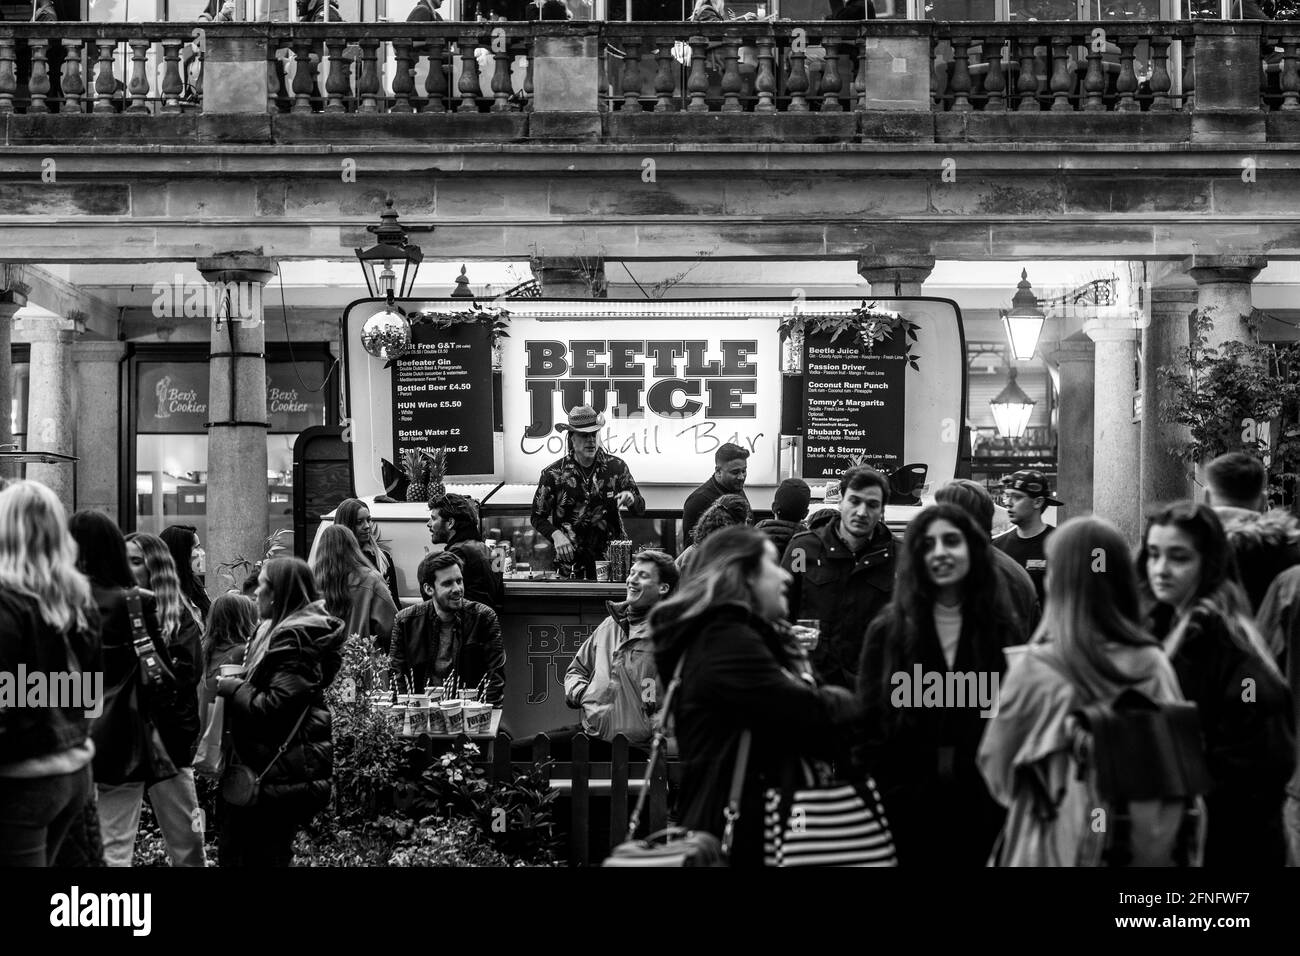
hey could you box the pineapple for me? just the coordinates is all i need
[402,448,429,503]
[423,446,449,507]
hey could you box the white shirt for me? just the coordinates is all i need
[934,602,963,669]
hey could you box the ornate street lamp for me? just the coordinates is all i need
[354,200,425,306]
[1001,268,1046,361]
[989,366,1036,440]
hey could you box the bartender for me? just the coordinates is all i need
[530,404,646,580]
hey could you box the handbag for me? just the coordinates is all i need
[91,590,179,786]
[193,682,226,778]
[603,656,752,867]
[763,765,898,867]
[220,706,311,808]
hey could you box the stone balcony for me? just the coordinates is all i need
[0,19,1295,145]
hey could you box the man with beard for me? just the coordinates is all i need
[681,443,750,548]
[427,493,503,612]
[389,551,505,702]
[781,465,896,689]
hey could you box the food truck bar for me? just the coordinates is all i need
[333,297,968,739]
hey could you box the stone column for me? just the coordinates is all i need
[24,313,85,511]
[74,339,126,520]
[1046,334,1095,521]
[197,254,276,599]
[532,256,606,298]
[857,253,936,297]
[1140,287,1197,512]
[0,287,27,481]
[1184,254,1265,351]
[1084,313,1142,543]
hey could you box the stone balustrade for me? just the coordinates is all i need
[0,19,1288,141]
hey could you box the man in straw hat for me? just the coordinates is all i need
[530,405,645,581]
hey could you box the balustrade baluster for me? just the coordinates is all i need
[423,37,448,113]
[721,30,742,112]
[949,37,972,112]
[980,38,1005,111]
[0,40,13,114]
[458,34,481,113]
[126,38,150,114]
[755,35,775,112]
[1115,34,1138,112]
[1049,36,1071,112]
[94,40,117,113]
[686,35,709,112]
[1150,35,1173,112]
[28,38,50,114]
[854,30,867,110]
[787,33,809,112]
[1279,38,1299,111]
[621,36,642,112]
[1016,36,1038,111]
[820,29,841,112]
[392,38,415,113]
[324,39,351,112]
[161,39,183,113]
[523,39,534,111]
[654,38,676,112]
[61,40,84,114]
[491,37,514,111]
[1182,38,1194,111]
[1083,39,1105,112]
[357,38,380,113]
[290,40,315,113]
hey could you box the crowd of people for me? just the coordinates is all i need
[5,436,1300,867]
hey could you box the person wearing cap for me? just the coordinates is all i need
[994,470,1060,606]
[530,405,646,581]
[756,478,811,556]
[681,443,751,548]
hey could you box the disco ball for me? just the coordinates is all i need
[360,308,411,361]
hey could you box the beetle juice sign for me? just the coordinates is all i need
[502,317,783,484]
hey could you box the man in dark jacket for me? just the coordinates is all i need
[428,492,503,612]
[390,551,506,702]
[755,477,810,556]
[682,442,750,547]
[1207,451,1300,612]
[781,465,895,689]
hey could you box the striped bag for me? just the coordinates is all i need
[763,774,898,867]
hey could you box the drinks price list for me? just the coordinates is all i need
[391,322,494,476]
[800,331,907,480]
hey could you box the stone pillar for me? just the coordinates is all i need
[532,256,606,298]
[1140,287,1197,512]
[24,313,85,511]
[197,254,276,599]
[1184,254,1265,351]
[1046,334,1095,521]
[1084,313,1142,543]
[0,287,26,481]
[857,253,936,297]
[74,339,126,520]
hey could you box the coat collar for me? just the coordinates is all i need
[816,517,894,568]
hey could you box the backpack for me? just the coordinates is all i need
[1066,688,1212,866]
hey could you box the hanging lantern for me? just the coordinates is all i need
[360,306,411,361]
[990,367,1036,439]
[1001,269,1047,361]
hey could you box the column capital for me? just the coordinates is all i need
[19,314,85,343]
[196,253,277,287]
[74,339,127,363]
[1083,314,1140,343]
[1183,254,1267,286]
[856,253,936,288]
[1046,334,1095,364]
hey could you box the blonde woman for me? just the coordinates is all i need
[0,481,101,866]
[94,533,205,867]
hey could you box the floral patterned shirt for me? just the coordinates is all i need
[530,449,646,558]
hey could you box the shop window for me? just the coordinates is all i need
[1008,0,1078,19]
[924,0,997,19]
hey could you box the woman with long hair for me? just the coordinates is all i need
[0,482,102,866]
[1138,502,1295,866]
[311,524,397,651]
[334,498,401,608]
[95,532,205,867]
[857,503,1026,866]
[203,593,257,680]
[216,557,346,866]
[977,516,1186,865]
[675,493,752,578]
[160,524,211,625]
[650,525,859,867]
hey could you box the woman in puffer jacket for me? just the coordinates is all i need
[216,557,346,866]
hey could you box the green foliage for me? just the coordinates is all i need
[295,814,544,867]
[780,300,921,369]
[410,302,511,347]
